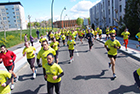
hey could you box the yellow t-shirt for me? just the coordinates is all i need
[49,33,54,38]
[106,28,110,34]
[0,70,11,94]
[109,30,116,34]
[94,30,98,35]
[61,35,66,40]
[23,46,36,59]
[50,41,59,51]
[44,63,63,83]
[98,29,102,35]
[137,68,140,76]
[105,39,121,55]
[78,31,84,37]
[39,38,46,44]
[55,33,60,40]
[121,31,130,39]
[136,32,140,41]
[67,40,76,50]
[37,48,56,68]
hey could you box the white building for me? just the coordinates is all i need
[90,0,127,29]
[0,2,27,31]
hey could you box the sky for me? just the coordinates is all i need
[1,0,101,22]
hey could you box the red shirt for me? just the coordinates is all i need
[0,50,16,66]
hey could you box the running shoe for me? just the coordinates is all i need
[72,58,74,62]
[70,59,72,63]
[11,84,14,90]
[113,73,116,78]
[108,62,111,68]
[14,76,18,82]
[33,69,37,78]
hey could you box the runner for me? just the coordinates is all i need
[109,27,116,35]
[106,26,110,40]
[39,34,47,46]
[98,29,102,40]
[43,53,64,94]
[50,38,59,64]
[133,67,140,89]
[94,30,98,40]
[135,28,140,48]
[86,29,94,51]
[78,29,84,44]
[121,28,130,51]
[0,45,18,90]
[37,40,56,75]
[0,70,13,93]
[104,33,121,78]
[61,33,66,46]
[67,36,76,63]
[22,42,37,79]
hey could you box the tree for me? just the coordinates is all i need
[34,22,40,28]
[123,0,140,38]
[76,17,83,26]
[88,17,90,25]
[27,22,33,28]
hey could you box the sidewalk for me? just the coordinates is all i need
[96,34,140,60]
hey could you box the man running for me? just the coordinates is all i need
[43,53,64,94]
[86,29,94,51]
[104,33,121,78]
[133,67,140,90]
[135,28,140,48]
[121,28,130,51]
[23,42,37,79]
[67,36,76,63]
[37,40,56,76]
[0,45,18,90]
[0,70,13,93]
[50,38,59,64]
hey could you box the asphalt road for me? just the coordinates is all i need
[11,39,140,94]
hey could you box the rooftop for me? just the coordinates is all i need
[0,2,23,7]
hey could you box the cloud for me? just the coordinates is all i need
[70,0,76,2]
[70,0,101,18]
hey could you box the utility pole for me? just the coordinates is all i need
[20,18,22,40]
[28,15,31,36]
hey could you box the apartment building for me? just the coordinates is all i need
[90,0,127,29]
[0,2,26,31]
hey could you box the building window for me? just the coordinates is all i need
[15,8,19,11]
[16,16,20,19]
[7,13,9,14]
[109,9,110,15]
[1,9,5,12]
[2,13,6,16]
[12,8,14,10]
[3,17,6,20]
[8,21,10,22]
[108,0,110,6]
[13,12,15,14]
[120,16,122,20]
[16,12,20,15]
[14,20,16,22]
[120,5,122,12]
[13,16,15,18]
[109,18,110,23]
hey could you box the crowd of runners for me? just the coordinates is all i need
[0,26,140,94]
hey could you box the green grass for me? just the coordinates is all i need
[0,28,58,48]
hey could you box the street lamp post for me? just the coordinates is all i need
[60,7,66,28]
[51,0,54,30]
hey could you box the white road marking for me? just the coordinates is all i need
[75,49,79,56]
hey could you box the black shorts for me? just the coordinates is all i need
[27,57,35,69]
[5,63,15,71]
[69,50,74,57]
[99,34,102,36]
[62,40,65,43]
[108,55,117,59]
[79,36,83,39]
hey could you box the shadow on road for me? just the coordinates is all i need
[94,47,105,49]
[18,73,43,81]
[12,84,46,94]
[74,50,89,53]
[73,69,111,80]
[58,60,70,65]
[108,83,140,94]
